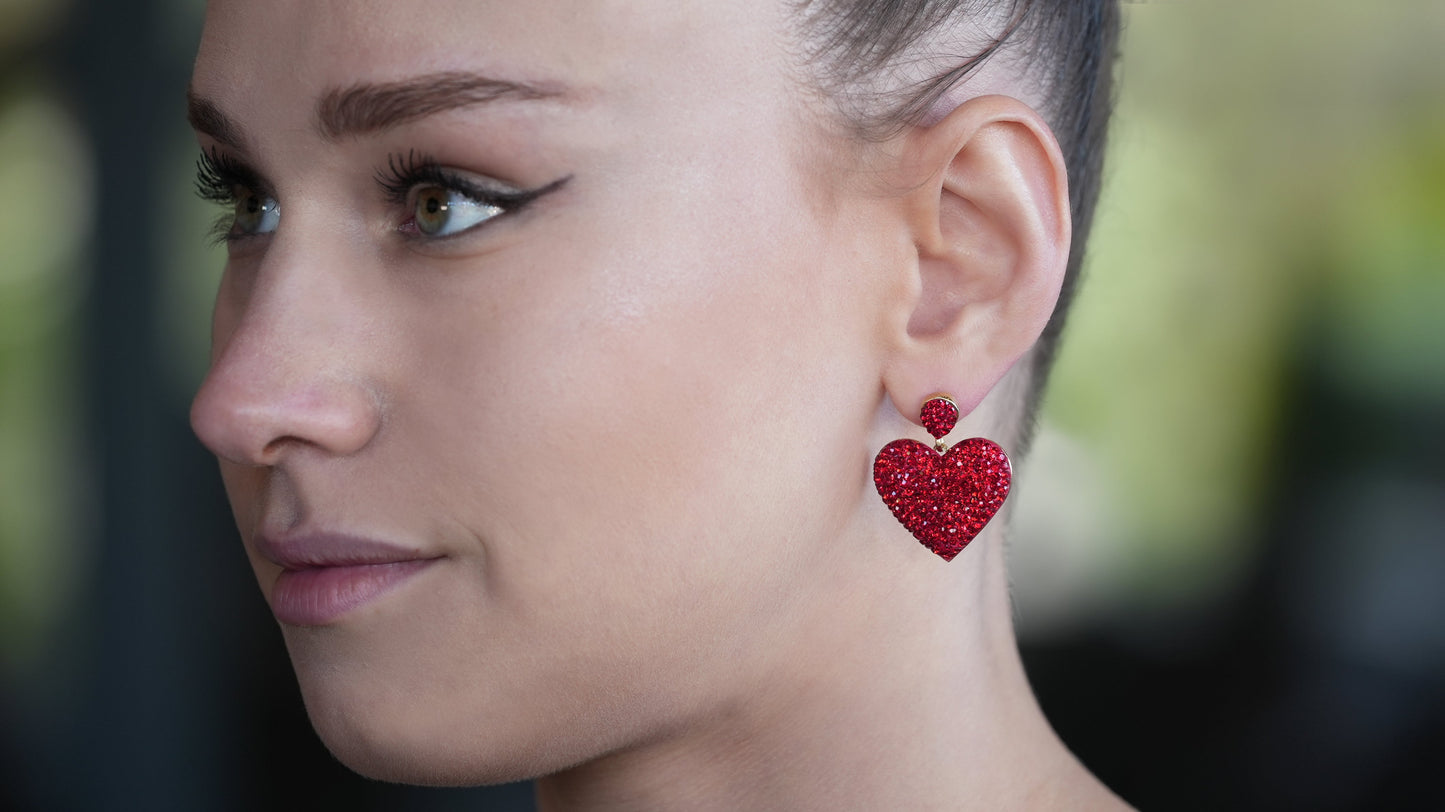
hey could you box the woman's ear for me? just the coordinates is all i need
[882,94,1071,422]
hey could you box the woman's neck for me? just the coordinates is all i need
[535,531,1128,811]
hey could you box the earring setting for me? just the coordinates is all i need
[872,394,1011,561]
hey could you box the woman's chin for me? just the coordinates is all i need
[300,687,551,787]
[289,644,640,788]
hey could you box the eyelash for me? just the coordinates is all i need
[195,147,265,205]
[194,148,271,244]
[374,149,546,216]
[193,147,565,243]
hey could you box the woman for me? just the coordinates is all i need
[187,0,1128,807]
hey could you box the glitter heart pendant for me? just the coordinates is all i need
[872,395,1012,561]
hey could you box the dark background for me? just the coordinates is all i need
[2,1,1441,809]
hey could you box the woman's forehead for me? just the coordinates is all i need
[192,0,797,114]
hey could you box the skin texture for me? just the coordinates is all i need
[189,1,1128,808]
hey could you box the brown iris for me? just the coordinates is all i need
[414,185,451,236]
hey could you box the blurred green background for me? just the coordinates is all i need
[1,1,1442,809]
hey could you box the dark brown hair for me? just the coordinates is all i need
[796,0,1121,448]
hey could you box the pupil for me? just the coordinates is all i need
[245,196,260,214]
[426,197,442,215]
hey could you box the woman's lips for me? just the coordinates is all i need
[269,560,436,626]
[255,532,441,627]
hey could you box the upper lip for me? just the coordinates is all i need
[254,531,437,571]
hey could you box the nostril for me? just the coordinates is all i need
[190,381,273,466]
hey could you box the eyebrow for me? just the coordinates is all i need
[187,91,249,149]
[316,71,566,139]
[186,71,568,147]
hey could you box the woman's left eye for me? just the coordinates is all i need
[379,152,571,242]
[410,184,504,238]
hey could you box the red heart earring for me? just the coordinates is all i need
[872,394,1012,561]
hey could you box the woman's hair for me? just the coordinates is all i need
[794,0,1121,448]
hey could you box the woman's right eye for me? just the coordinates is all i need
[195,149,278,245]
[230,189,280,237]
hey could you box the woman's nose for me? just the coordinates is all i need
[190,260,383,467]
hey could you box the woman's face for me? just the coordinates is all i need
[190,0,902,782]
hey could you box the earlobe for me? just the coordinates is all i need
[883,94,1071,422]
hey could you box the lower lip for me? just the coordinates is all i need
[269,559,437,626]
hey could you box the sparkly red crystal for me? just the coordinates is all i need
[920,397,959,440]
[872,437,1011,561]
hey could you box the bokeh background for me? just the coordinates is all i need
[1,1,1441,809]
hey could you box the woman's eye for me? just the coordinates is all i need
[232,190,280,236]
[412,184,503,238]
